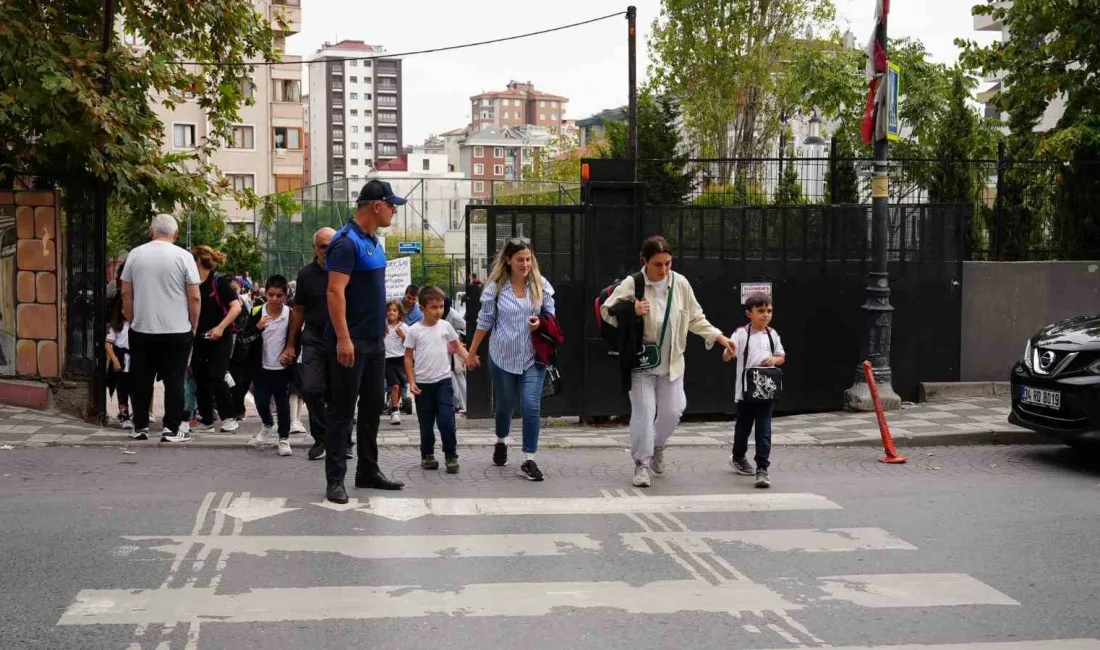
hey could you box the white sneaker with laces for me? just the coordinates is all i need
[121,419,134,430]
[390,411,401,426]
[220,418,240,433]
[277,439,293,456]
[161,428,192,443]
[632,464,652,488]
[250,426,273,447]
[651,446,666,474]
[289,420,307,435]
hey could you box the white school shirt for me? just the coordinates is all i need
[731,325,786,402]
[260,305,291,371]
[384,323,406,359]
[106,323,131,373]
[404,320,459,385]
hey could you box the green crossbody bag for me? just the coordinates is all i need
[634,273,675,371]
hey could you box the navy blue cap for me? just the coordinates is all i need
[356,179,407,206]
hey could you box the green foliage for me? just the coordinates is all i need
[603,91,693,205]
[0,0,283,230]
[691,181,768,207]
[221,231,264,281]
[824,137,860,204]
[774,164,804,205]
[928,70,979,204]
[1052,117,1100,259]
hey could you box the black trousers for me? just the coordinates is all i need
[129,330,193,434]
[298,328,335,446]
[254,367,292,438]
[325,336,385,485]
[192,334,235,425]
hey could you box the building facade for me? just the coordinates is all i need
[469,81,568,134]
[456,127,553,200]
[307,40,404,184]
[149,0,305,224]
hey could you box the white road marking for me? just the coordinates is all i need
[621,528,916,554]
[357,493,843,521]
[215,496,298,523]
[57,580,800,624]
[312,497,366,512]
[126,533,603,559]
[818,573,1020,608]
[749,643,1100,650]
[767,622,805,645]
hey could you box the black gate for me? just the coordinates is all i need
[63,182,108,420]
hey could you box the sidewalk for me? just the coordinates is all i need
[0,395,1044,449]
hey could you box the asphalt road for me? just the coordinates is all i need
[2,444,1099,650]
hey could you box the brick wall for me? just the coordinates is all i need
[0,189,62,379]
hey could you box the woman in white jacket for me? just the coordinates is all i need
[601,236,736,487]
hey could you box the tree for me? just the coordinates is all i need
[221,230,264,281]
[824,136,860,204]
[603,91,693,205]
[0,0,283,223]
[649,0,836,178]
[514,134,586,205]
[774,163,804,205]
[928,70,979,204]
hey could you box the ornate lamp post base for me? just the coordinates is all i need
[844,270,902,412]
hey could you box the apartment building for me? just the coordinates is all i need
[151,0,305,224]
[458,126,553,200]
[469,81,568,134]
[308,40,403,184]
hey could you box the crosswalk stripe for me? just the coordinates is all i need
[818,573,1020,607]
[749,643,1100,650]
[358,493,843,520]
[621,528,917,554]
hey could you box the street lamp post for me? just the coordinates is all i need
[844,4,901,412]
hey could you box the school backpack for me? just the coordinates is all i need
[209,273,240,333]
[594,271,645,355]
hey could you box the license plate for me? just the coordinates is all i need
[1021,386,1061,410]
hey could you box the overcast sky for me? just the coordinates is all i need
[289,0,998,146]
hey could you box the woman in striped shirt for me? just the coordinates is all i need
[467,238,556,482]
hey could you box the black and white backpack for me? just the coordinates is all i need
[742,326,783,403]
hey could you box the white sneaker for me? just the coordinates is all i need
[277,439,293,456]
[191,421,216,433]
[129,428,149,441]
[121,419,134,430]
[161,428,192,443]
[289,420,307,435]
[632,464,651,488]
[177,421,191,435]
[250,426,273,447]
[390,411,401,426]
[220,418,240,433]
[651,446,666,474]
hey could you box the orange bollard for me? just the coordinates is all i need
[862,360,907,464]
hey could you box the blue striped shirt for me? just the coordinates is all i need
[476,277,556,374]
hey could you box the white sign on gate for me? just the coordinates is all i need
[739,282,773,307]
[386,256,412,300]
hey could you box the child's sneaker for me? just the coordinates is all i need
[191,421,216,433]
[277,439,293,456]
[730,455,755,476]
[161,428,192,443]
[390,410,401,426]
[754,470,771,489]
[250,426,274,447]
[220,418,240,433]
[289,421,307,435]
[121,419,134,430]
[421,455,439,470]
[651,446,666,474]
[518,459,544,481]
[129,428,149,440]
[445,456,460,474]
[632,463,651,488]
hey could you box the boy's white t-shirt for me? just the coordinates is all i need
[731,325,785,402]
[404,320,459,384]
[260,305,291,371]
[106,323,131,373]
[384,323,406,359]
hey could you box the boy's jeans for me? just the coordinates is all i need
[733,400,774,471]
[414,379,457,458]
[253,368,291,439]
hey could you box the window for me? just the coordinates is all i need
[422,159,430,171]
[349,60,357,67]
[481,99,490,106]
[351,142,358,150]
[350,109,358,116]
[333,173,344,180]
[227,174,255,192]
[473,146,484,158]
[331,65,343,75]
[364,77,371,84]
[493,164,504,176]
[364,126,372,133]
[172,124,196,149]
[350,92,358,100]
[273,127,301,150]
[332,97,344,108]
[351,125,358,134]
[239,79,255,100]
[540,100,546,107]
[229,125,254,149]
[363,60,371,67]
[493,147,504,158]
[350,76,357,83]
[333,143,344,156]
[505,165,514,176]
[332,127,344,140]
[350,159,359,166]
[539,113,546,120]
[364,142,372,149]
[551,101,558,108]
[551,114,557,121]
[473,163,484,175]
[366,93,372,100]
[503,111,510,119]
[364,110,372,117]
[473,181,485,193]
[273,79,299,102]
[332,111,343,124]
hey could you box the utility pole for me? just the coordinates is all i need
[845,1,901,411]
[627,6,638,180]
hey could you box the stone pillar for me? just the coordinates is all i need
[11,190,61,379]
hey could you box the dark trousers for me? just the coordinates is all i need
[129,330,193,434]
[415,379,457,458]
[115,373,131,413]
[325,337,385,485]
[298,329,334,446]
[253,367,291,438]
[230,363,254,420]
[192,335,235,425]
[733,400,774,471]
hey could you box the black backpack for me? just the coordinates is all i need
[594,271,645,356]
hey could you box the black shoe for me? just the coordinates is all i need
[355,472,405,490]
[519,459,544,482]
[326,483,349,504]
[345,442,354,459]
[421,454,439,470]
[401,397,413,415]
[493,441,508,467]
[307,442,326,461]
[445,456,460,474]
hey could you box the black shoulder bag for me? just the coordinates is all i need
[742,327,783,403]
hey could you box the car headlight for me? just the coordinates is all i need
[1089,358,1100,375]
[1023,340,1033,370]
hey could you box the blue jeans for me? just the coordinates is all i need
[414,379,457,458]
[733,400,774,470]
[489,360,545,454]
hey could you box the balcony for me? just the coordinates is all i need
[270,2,301,35]
[376,81,398,94]
[377,112,398,125]
[377,131,398,143]
[376,63,398,77]
[272,53,302,80]
[272,148,304,176]
[271,102,302,121]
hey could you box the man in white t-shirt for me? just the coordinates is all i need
[120,214,201,442]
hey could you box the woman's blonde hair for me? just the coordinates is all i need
[192,245,226,270]
[487,238,544,309]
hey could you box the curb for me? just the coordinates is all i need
[919,381,1012,402]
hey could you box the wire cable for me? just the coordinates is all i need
[166,10,626,67]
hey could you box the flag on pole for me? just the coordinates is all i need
[861,36,888,144]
